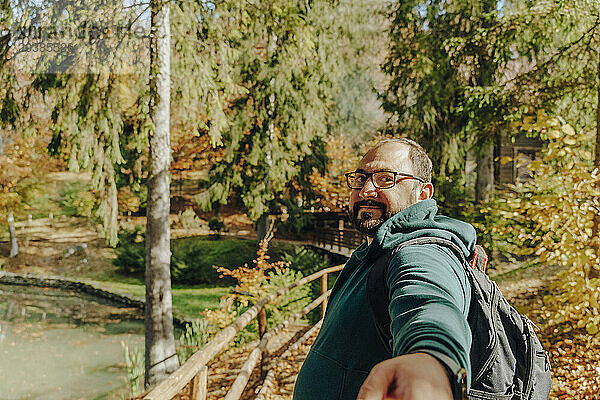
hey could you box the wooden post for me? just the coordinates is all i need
[257,308,268,377]
[191,365,208,400]
[338,218,344,251]
[8,212,18,258]
[321,273,328,319]
[25,214,32,246]
[257,308,267,338]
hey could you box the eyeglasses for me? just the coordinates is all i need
[345,170,425,189]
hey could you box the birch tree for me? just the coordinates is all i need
[144,0,179,387]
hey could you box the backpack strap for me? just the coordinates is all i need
[472,245,488,273]
[366,237,472,352]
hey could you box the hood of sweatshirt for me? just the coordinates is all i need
[365,198,477,259]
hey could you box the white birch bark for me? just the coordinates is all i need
[144,0,179,388]
[8,211,18,258]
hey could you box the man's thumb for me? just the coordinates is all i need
[356,367,395,400]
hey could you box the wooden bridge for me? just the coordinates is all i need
[143,264,345,400]
[309,211,364,255]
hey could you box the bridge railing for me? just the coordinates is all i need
[143,263,345,400]
[313,228,363,251]
[310,211,364,251]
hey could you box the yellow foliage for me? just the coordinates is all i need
[0,134,53,219]
[491,117,600,335]
[561,124,576,136]
[117,186,141,214]
[203,235,290,329]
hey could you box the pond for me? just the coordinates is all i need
[0,283,146,399]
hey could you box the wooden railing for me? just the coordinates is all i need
[144,263,345,400]
[0,213,98,243]
[310,211,364,252]
[313,228,363,251]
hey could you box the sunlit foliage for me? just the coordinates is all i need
[204,236,310,341]
[490,117,600,336]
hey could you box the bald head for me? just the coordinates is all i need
[363,138,432,183]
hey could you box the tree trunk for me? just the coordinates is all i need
[257,32,278,245]
[8,211,18,257]
[1,129,13,258]
[465,147,477,200]
[256,213,275,243]
[475,140,494,203]
[144,0,179,388]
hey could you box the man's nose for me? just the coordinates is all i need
[358,177,378,199]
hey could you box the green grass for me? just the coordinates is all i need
[113,235,303,285]
[171,286,231,318]
[89,279,230,320]
[92,280,146,298]
[91,237,311,320]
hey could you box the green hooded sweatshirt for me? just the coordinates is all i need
[293,199,475,400]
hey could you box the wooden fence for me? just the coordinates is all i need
[2,213,58,240]
[311,212,364,251]
[312,228,363,252]
[1,213,99,243]
[143,263,344,400]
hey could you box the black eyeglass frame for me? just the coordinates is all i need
[344,170,425,190]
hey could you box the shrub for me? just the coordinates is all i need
[113,235,258,285]
[179,208,202,230]
[119,225,145,244]
[60,181,97,217]
[113,242,146,275]
[208,216,227,238]
[117,186,141,215]
[172,238,255,285]
[203,237,312,345]
[282,246,330,276]
[177,319,211,363]
[276,201,315,238]
[265,268,311,328]
[122,341,144,396]
[281,246,331,323]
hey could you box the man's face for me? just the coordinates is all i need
[349,143,422,237]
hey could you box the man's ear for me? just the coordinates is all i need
[419,183,434,200]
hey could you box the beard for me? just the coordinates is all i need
[350,199,392,237]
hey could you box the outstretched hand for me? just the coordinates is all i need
[356,352,453,400]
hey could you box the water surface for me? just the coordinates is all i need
[0,284,145,399]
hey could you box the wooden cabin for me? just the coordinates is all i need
[496,131,544,185]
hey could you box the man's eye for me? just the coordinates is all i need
[355,175,367,184]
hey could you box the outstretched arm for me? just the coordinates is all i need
[356,352,452,400]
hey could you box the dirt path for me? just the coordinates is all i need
[0,216,116,279]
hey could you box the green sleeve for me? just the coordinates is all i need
[386,244,472,385]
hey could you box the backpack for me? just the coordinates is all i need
[366,237,552,400]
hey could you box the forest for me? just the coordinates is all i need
[1,0,600,398]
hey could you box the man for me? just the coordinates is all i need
[293,138,475,400]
